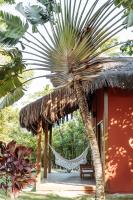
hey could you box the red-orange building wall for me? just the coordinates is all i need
[105,88,133,193]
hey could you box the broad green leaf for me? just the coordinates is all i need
[37,0,61,13]
[0,11,28,46]
[0,48,25,99]
[0,0,15,4]
[114,0,133,27]
[0,87,24,109]
[0,76,22,98]
[114,0,133,9]
[127,10,133,27]
[16,2,49,26]
[37,0,53,6]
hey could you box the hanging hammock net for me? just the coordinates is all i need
[49,145,89,170]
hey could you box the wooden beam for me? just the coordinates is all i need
[103,88,108,188]
[48,125,52,173]
[43,123,48,178]
[36,120,42,189]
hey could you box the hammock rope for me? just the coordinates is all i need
[49,145,89,170]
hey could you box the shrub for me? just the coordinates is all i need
[0,140,35,197]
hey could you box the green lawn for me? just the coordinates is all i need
[18,193,93,200]
[20,193,133,200]
[0,191,133,200]
[0,192,93,200]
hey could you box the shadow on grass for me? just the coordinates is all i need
[19,193,133,200]
[0,191,94,200]
[17,193,94,200]
[18,193,72,200]
[1,191,133,200]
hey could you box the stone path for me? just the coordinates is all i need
[36,170,96,197]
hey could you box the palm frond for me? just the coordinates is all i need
[41,0,126,76]
[127,10,133,27]
[12,0,130,89]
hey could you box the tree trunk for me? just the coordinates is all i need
[48,125,52,173]
[36,120,42,190]
[44,124,48,178]
[74,79,105,200]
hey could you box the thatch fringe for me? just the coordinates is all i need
[19,86,78,134]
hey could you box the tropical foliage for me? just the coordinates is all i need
[0,107,37,162]
[52,111,90,161]
[0,0,59,109]
[0,140,35,196]
[0,0,129,110]
[0,105,89,165]
[120,40,133,55]
[27,84,53,102]
[114,0,133,27]
[0,48,25,109]
[0,0,15,4]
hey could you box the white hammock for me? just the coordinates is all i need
[49,145,88,170]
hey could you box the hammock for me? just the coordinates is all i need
[49,145,89,170]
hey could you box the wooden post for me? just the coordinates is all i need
[103,89,108,188]
[43,123,48,178]
[48,125,52,173]
[36,120,42,189]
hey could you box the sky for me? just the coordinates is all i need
[1,0,133,108]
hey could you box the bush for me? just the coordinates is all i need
[0,140,35,197]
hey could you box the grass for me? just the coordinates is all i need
[0,191,133,200]
[0,192,93,200]
[18,193,93,200]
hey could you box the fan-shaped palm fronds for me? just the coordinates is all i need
[21,0,128,88]
[1,0,128,90]
[0,0,129,107]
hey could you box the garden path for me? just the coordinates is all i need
[36,170,95,197]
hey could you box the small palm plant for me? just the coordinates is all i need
[0,0,132,199]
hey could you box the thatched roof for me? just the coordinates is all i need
[19,60,133,134]
[20,86,79,133]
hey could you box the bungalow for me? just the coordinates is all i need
[19,61,133,193]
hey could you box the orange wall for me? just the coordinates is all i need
[105,88,133,193]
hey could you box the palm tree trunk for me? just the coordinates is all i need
[74,79,105,200]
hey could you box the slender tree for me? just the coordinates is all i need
[0,0,133,199]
